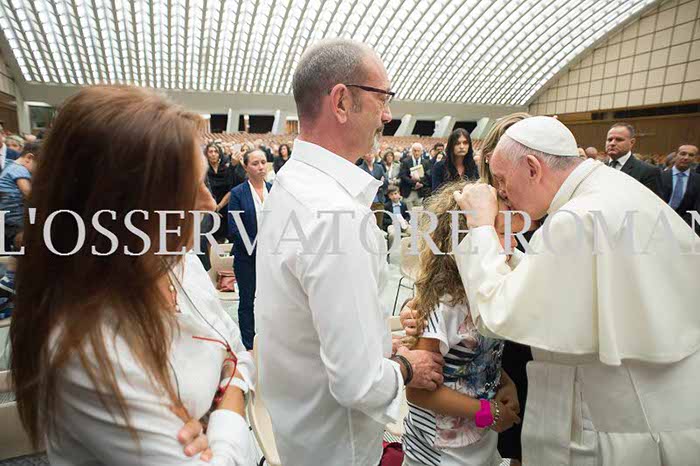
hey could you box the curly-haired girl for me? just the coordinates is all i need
[401,180,521,466]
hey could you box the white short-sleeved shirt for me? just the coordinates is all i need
[402,301,504,466]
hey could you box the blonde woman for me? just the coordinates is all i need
[401,181,521,466]
[477,112,532,186]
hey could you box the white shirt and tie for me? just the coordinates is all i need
[609,151,632,170]
[256,139,403,466]
[669,166,690,209]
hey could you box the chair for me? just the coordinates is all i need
[0,371,42,460]
[392,237,420,315]
[387,316,403,333]
[246,337,281,466]
[207,243,239,303]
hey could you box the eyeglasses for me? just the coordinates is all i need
[343,84,395,106]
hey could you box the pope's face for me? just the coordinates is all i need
[490,148,549,220]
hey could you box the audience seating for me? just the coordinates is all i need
[207,243,239,302]
[200,132,461,153]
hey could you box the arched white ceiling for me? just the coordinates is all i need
[0,0,661,106]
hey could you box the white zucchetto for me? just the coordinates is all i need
[505,116,579,157]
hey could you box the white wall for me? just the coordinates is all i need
[530,0,700,115]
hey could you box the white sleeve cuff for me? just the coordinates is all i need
[222,350,256,395]
[206,410,251,464]
[383,359,405,422]
[420,332,450,356]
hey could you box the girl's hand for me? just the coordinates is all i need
[490,402,521,433]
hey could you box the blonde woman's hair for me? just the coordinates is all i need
[403,180,473,348]
[479,112,531,186]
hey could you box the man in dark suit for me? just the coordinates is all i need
[605,122,661,196]
[399,143,431,208]
[660,144,700,233]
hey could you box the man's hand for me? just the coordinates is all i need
[391,335,403,356]
[399,299,423,337]
[396,346,444,391]
[172,408,212,462]
[453,184,499,228]
[415,182,423,190]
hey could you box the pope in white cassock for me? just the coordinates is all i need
[447,117,700,465]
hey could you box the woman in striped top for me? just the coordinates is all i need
[401,180,521,466]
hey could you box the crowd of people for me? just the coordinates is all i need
[1,37,698,466]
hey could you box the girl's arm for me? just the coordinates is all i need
[406,337,521,432]
[406,338,480,418]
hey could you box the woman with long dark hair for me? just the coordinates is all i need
[273,143,291,173]
[11,85,255,465]
[205,142,238,240]
[431,128,479,192]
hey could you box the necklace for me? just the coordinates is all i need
[166,273,181,313]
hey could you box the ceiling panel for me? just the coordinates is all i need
[0,0,659,105]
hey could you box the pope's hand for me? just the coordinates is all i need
[453,184,499,228]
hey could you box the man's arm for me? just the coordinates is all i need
[16,178,31,198]
[399,160,416,186]
[641,165,662,197]
[299,215,440,424]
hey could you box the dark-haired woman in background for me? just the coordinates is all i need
[11,85,255,465]
[272,143,291,174]
[205,143,240,241]
[431,128,479,193]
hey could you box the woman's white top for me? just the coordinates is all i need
[47,253,257,466]
[248,179,269,232]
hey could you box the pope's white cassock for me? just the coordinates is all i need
[456,123,700,465]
